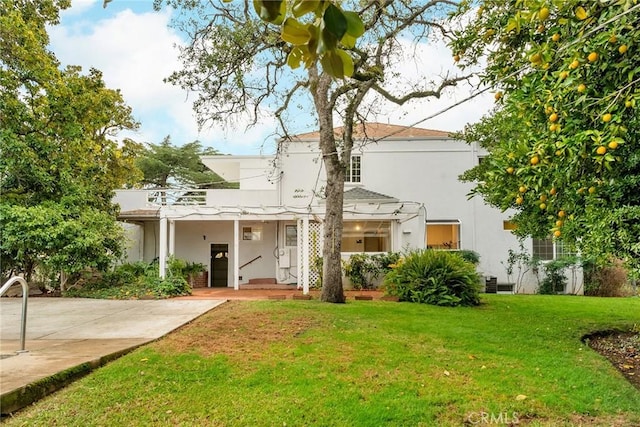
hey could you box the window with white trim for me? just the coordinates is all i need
[426,221,461,250]
[342,220,390,252]
[532,238,570,261]
[285,225,297,247]
[345,155,361,183]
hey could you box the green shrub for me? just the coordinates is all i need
[343,252,401,290]
[383,250,481,306]
[64,258,192,299]
[456,250,480,266]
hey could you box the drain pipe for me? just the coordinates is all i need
[0,277,29,353]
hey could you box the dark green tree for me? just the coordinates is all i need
[0,0,141,289]
[136,137,237,189]
[451,0,640,275]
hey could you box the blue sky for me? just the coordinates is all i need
[48,0,493,155]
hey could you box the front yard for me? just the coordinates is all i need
[4,295,640,426]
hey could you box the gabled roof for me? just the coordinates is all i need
[343,187,398,203]
[290,122,451,141]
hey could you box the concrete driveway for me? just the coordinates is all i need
[0,297,225,414]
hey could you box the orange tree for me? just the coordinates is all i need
[451,1,640,274]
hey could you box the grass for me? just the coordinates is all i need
[4,295,640,426]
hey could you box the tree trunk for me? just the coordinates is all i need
[311,70,346,303]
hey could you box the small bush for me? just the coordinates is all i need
[383,250,480,306]
[343,252,400,290]
[538,259,568,294]
[584,259,631,297]
[456,250,480,266]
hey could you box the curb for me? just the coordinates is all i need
[0,346,142,416]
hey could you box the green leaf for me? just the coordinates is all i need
[292,0,320,18]
[253,0,286,25]
[323,3,347,41]
[281,18,311,45]
[343,11,364,38]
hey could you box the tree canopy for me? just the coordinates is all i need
[136,137,237,189]
[0,0,141,287]
[155,0,468,301]
[451,1,640,273]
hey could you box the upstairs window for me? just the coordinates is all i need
[345,155,361,183]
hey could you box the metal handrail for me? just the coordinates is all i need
[239,255,262,270]
[0,277,29,353]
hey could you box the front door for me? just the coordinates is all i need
[210,244,228,287]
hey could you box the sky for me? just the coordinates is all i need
[48,0,494,156]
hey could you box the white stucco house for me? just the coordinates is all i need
[113,123,582,294]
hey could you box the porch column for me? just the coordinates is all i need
[169,220,175,256]
[302,216,310,295]
[233,219,240,290]
[159,215,168,278]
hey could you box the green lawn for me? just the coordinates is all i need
[5,295,640,426]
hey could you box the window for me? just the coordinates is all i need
[345,155,361,183]
[342,221,390,252]
[426,221,460,249]
[285,225,297,246]
[242,226,262,241]
[532,237,569,261]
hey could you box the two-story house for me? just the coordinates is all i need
[114,123,580,294]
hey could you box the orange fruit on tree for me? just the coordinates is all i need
[619,44,628,54]
[588,186,596,194]
[558,210,566,218]
[602,113,612,122]
[530,156,540,165]
[577,83,586,92]
[545,105,554,114]
[506,166,515,174]
[539,203,547,210]
[555,149,563,156]
[540,194,547,202]
[588,52,598,62]
[553,230,562,238]
[552,33,560,42]
[555,220,563,227]
[608,140,619,150]
[494,91,503,100]
[609,34,618,43]
[519,185,527,193]
[539,7,550,21]
[516,196,524,205]
[550,187,557,195]
[569,59,580,69]
[559,71,569,79]
[453,54,460,62]
[596,146,607,155]
[549,113,559,122]
[549,124,558,132]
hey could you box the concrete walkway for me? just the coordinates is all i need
[0,298,225,414]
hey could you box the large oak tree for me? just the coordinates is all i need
[153,0,468,302]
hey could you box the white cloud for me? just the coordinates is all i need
[61,0,98,16]
[49,6,281,154]
[357,36,493,133]
[48,5,489,154]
